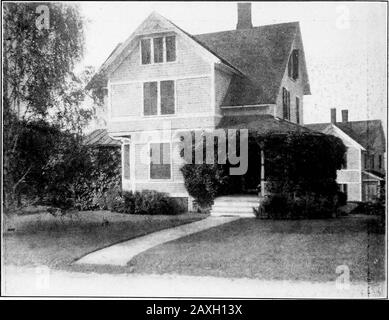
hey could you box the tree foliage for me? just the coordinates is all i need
[3,2,85,117]
[3,2,88,211]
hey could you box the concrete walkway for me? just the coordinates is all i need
[75,216,239,266]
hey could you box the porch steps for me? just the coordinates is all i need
[210,195,259,218]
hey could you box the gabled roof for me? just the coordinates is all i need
[87,13,310,106]
[194,22,309,105]
[83,129,121,147]
[305,120,386,152]
[217,114,312,134]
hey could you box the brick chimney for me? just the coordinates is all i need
[236,3,253,29]
[330,108,336,124]
[341,109,348,123]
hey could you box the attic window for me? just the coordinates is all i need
[141,39,151,64]
[288,49,299,80]
[166,36,176,62]
[141,35,176,64]
[153,37,164,63]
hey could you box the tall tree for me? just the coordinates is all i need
[3,2,86,210]
[3,2,85,118]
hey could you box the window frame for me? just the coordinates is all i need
[288,49,299,81]
[140,38,152,65]
[142,80,176,117]
[122,140,131,181]
[295,96,300,124]
[282,87,291,120]
[140,35,177,65]
[148,141,173,181]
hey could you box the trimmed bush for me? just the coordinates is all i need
[99,189,182,215]
[257,192,337,219]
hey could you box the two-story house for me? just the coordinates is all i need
[86,3,311,210]
[306,109,385,202]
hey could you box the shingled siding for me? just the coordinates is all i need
[110,37,212,82]
[275,36,305,124]
[215,68,232,114]
[176,76,212,114]
[110,82,142,117]
[108,31,215,134]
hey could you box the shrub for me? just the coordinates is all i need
[98,185,125,212]
[100,189,181,215]
[258,192,336,219]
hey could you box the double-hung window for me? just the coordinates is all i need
[141,35,176,64]
[150,142,171,179]
[282,87,290,120]
[288,49,299,80]
[143,80,175,116]
[123,143,131,180]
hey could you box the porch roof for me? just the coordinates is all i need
[216,114,312,135]
[83,129,121,147]
[362,171,384,182]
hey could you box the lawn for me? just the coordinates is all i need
[130,215,386,283]
[3,210,206,270]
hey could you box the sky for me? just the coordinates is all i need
[78,1,387,128]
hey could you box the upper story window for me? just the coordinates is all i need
[123,143,130,180]
[282,87,290,120]
[141,39,151,64]
[143,80,175,116]
[141,35,176,65]
[288,49,299,80]
[379,154,382,169]
[166,36,176,62]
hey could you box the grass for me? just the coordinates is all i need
[3,210,206,271]
[129,215,386,283]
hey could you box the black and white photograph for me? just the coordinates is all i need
[1,1,387,300]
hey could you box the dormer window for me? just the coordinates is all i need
[288,49,299,80]
[141,35,176,64]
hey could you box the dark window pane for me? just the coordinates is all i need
[141,39,151,64]
[283,88,290,120]
[160,80,175,114]
[295,97,300,124]
[143,82,158,115]
[166,36,176,62]
[292,49,299,79]
[150,143,171,179]
[123,144,130,179]
[153,37,164,63]
[282,88,287,119]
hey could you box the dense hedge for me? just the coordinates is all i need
[181,131,346,215]
[98,188,184,215]
[3,118,122,212]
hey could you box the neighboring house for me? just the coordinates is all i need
[86,3,311,209]
[306,109,386,202]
